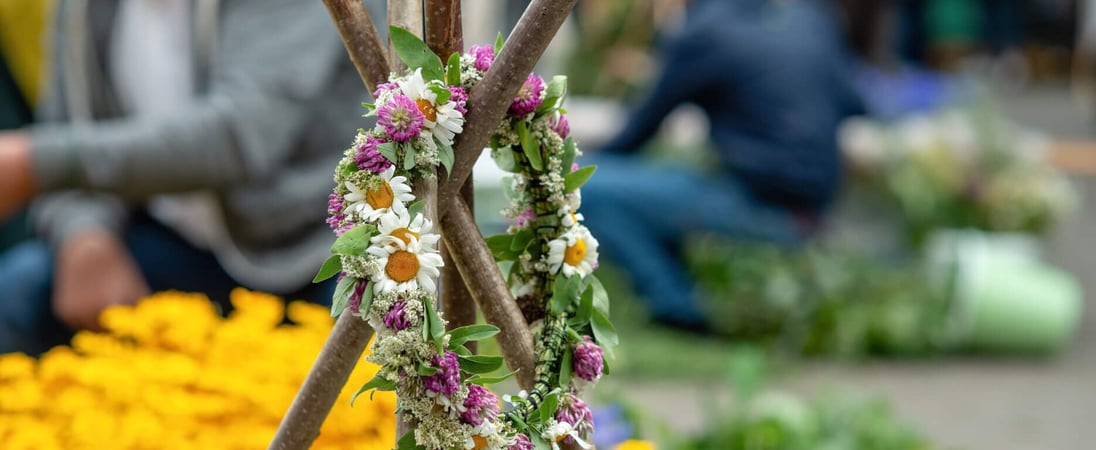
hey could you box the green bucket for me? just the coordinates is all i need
[928,230,1083,353]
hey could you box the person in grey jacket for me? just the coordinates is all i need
[0,0,371,354]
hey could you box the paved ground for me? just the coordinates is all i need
[600,84,1096,449]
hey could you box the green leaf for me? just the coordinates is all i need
[529,391,560,426]
[313,254,343,283]
[429,84,451,105]
[359,281,375,316]
[458,355,505,374]
[350,372,397,406]
[559,345,573,388]
[494,31,505,54]
[422,298,445,351]
[550,275,582,315]
[591,309,618,361]
[447,52,461,86]
[569,285,594,329]
[361,101,375,110]
[485,234,518,261]
[530,435,551,450]
[536,75,567,114]
[560,137,577,175]
[563,165,597,193]
[389,25,444,81]
[377,142,398,164]
[407,199,425,219]
[396,430,426,450]
[330,224,378,256]
[490,147,518,172]
[516,121,543,171]
[453,345,472,357]
[339,160,356,178]
[510,228,535,251]
[448,324,500,348]
[466,369,518,386]
[438,138,454,176]
[588,274,610,317]
[404,145,418,171]
[330,275,356,317]
[416,361,439,376]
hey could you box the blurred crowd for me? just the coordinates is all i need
[0,0,1090,353]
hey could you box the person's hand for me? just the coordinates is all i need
[0,131,35,221]
[52,228,150,331]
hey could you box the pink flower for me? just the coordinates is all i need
[551,114,571,139]
[470,45,495,72]
[448,86,469,115]
[422,351,461,396]
[377,95,425,142]
[514,208,536,227]
[373,82,399,98]
[573,336,603,382]
[326,193,346,234]
[508,434,534,450]
[461,384,500,426]
[383,299,411,332]
[509,73,545,117]
[355,134,393,173]
[555,394,594,444]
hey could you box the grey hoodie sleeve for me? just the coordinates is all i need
[28,0,345,196]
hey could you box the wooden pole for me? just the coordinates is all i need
[425,0,480,351]
[320,0,391,93]
[269,313,376,450]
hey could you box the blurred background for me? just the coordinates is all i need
[2,0,1095,449]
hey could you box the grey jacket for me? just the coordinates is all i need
[29,0,370,293]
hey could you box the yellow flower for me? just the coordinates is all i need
[615,440,657,450]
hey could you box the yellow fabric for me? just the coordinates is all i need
[0,0,55,105]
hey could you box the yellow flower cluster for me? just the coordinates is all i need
[0,289,397,450]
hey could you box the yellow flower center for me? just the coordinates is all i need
[564,238,587,266]
[416,99,437,122]
[385,250,420,283]
[366,182,395,209]
[472,435,488,450]
[390,227,419,245]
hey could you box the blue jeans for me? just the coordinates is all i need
[0,214,335,355]
[580,155,806,325]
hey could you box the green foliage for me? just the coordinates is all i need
[536,76,567,115]
[351,372,397,406]
[330,224,378,256]
[494,32,505,54]
[447,324,501,349]
[550,275,582,315]
[397,431,427,450]
[389,26,444,81]
[313,255,343,283]
[330,276,357,318]
[466,370,519,386]
[421,297,446,351]
[563,165,597,192]
[458,355,505,374]
[516,121,543,171]
[377,142,398,164]
[447,52,462,86]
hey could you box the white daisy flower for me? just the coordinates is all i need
[559,207,584,228]
[367,235,443,295]
[344,166,414,223]
[372,207,441,251]
[546,225,599,278]
[396,68,465,146]
[464,421,505,450]
[541,420,591,450]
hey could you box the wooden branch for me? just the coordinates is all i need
[439,0,578,202]
[269,312,375,450]
[442,198,537,389]
[440,181,478,352]
[320,0,391,93]
[425,0,462,58]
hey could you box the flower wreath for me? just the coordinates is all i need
[313,27,616,450]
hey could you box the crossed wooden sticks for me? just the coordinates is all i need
[270,1,578,448]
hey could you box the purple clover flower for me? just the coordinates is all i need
[448,86,469,115]
[355,134,392,173]
[556,394,594,444]
[383,299,412,332]
[509,73,545,117]
[422,350,461,396]
[551,113,571,139]
[573,336,604,383]
[347,278,367,315]
[508,433,534,450]
[469,45,495,72]
[461,383,500,426]
[514,208,536,227]
[377,95,425,142]
[326,193,346,234]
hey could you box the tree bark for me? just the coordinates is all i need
[442,198,537,390]
[320,0,391,94]
[439,0,578,202]
[268,312,375,450]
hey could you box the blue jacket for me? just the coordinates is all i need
[601,0,862,209]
